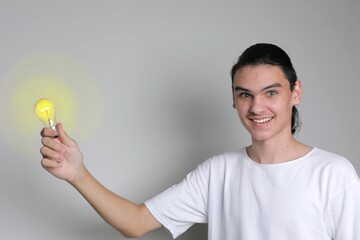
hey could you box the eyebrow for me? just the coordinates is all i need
[233,83,282,92]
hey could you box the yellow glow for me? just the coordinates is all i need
[0,51,103,158]
[10,76,76,136]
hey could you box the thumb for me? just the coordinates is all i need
[56,123,75,146]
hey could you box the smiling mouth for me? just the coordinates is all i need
[251,117,273,123]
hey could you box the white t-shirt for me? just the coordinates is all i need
[145,148,360,239]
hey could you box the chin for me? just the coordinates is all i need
[249,130,274,142]
[251,135,271,142]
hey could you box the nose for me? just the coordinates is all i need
[249,96,265,114]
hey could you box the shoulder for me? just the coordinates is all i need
[190,148,248,179]
[310,148,357,173]
[201,148,248,168]
[310,148,359,191]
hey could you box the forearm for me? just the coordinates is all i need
[69,166,160,237]
[40,125,160,237]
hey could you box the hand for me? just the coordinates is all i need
[40,123,85,183]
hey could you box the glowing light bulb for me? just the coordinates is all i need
[34,98,59,136]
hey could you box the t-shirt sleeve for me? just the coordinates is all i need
[144,159,211,239]
[330,178,360,240]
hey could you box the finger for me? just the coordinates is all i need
[40,146,65,162]
[41,137,65,153]
[56,123,76,146]
[41,158,63,168]
[41,127,58,137]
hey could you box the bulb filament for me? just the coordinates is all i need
[41,107,53,125]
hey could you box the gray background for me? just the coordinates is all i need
[0,1,359,239]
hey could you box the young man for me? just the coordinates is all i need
[40,43,360,239]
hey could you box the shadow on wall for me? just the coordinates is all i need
[67,220,207,239]
[176,223,208,240]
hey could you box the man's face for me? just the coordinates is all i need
[232,65,302,142]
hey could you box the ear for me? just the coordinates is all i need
[292,80,302,105]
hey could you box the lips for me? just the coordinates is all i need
[251,117,273,123]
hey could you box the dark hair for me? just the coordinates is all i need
[231,43,300,134]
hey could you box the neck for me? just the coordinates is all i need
[247,136,311,164]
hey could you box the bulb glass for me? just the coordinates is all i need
[34,98,59,136]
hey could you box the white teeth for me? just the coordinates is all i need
[252,117,272,123]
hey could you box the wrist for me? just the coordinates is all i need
[68,163,88,187]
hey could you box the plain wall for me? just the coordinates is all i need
[0,1,359,239]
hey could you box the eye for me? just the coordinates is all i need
[267,90,278,96]
[239,92,252,98]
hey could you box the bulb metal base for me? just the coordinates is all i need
[50,124,59,137]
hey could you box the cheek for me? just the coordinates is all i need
[272,99,293,117]
[235,104,249,119]
[236,109,248,126]
[273,94,292,107]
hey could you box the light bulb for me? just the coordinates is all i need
[34,98,59,136]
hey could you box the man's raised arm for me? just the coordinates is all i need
[40,123,161,238]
